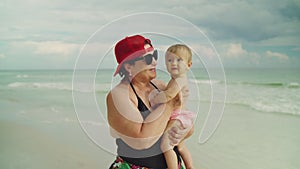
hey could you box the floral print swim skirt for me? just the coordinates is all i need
[109,156,185,169]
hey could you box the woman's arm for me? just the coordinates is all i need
[107,85,174,149]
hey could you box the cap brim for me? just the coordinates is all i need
[113,47,154,76]
[113,63,123,76]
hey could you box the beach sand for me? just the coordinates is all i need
[0,120,114,169]
[188,103,300,169]
[1,103,299,169]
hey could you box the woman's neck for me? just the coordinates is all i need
[131,77,151,89]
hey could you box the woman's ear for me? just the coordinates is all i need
[123,63,132,75]
[187,62,192,70]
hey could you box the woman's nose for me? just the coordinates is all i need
[151,57,157,66]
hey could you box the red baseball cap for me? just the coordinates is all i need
[114,35,154,76]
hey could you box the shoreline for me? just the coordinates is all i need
[1,102,299,169]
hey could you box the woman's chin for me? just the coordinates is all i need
[150,70,157,77]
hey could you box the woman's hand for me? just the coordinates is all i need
[167,120,191,146]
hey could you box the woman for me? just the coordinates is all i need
[107,35,189,168]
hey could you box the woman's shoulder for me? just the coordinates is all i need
[107,81,129,97]
[112,81,129,90]
[152,79,167,90]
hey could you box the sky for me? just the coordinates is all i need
[0,0,300,70]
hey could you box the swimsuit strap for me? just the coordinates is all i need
[150,81,160,91]
[129,81,160,119]
[129,82,139,97]
[129,82,150,119]
[129,81,160,98]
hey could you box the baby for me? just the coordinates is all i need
[150,44,196,169]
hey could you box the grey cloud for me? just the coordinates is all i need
[190,1,290,42]
[154,0,300,43]
[3,0,299,44]
[279,1,300,20]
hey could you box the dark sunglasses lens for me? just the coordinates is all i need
[145,55,152,65]
[153,50,158,61]
[144,50,158,65]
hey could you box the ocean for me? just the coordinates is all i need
[0,68,299,169]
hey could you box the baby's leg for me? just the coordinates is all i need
[163,148,178,169]
[177,141,194,169]
[184,124,194,139]
[161,120,181,169]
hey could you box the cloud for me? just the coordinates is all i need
[279,1,300,20]
[225,43,247,57]
[221,42,292,67]
[265,50,289,60]
[24,41,80,57]
[2,0,299,44]
[165,0,300,43]
[224,43,290,62]
[224,43,260,64]
[183,43,215,59]
[1,0,299,69]
[0,53,6,59]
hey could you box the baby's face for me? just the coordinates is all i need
[165,52,190,77]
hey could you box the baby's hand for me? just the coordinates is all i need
[149,89,160,106]
[181,86,189,99]
[168,121,190,146]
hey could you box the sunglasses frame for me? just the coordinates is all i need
[134,50,158,65]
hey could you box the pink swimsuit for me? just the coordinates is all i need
[170,109,197,129]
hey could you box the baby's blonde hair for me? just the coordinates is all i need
[166,44,192,63]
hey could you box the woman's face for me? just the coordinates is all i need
[131,49,158,81]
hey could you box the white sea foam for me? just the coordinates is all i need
[250,101,300,116]
[8,82,71,90]
[80,120,104,126]
[287,82,300,88]
[40,118,104,126]
[189,79,221,84]
[50,106,59,113]
[229,81,300,88]
[16,74,29,78]
[7,82,111,93]
[8,82,29,88]
[224,90,300,116]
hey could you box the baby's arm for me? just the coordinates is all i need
[150,77,186,106]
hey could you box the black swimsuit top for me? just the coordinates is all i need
[116,81,181,168]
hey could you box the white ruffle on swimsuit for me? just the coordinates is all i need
[170,109,197,129]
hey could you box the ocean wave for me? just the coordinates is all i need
[41,118,104,126]
[287,82,300,88]
[8,82,72,90]
[189,79,222,84]
[234,81,300,88]
[195,97,300,116]
[7,82,111,93]
[189,78,300,89]
[225,100,300,116]
[16,74,29,78]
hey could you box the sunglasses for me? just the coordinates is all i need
[134,50,158,65]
